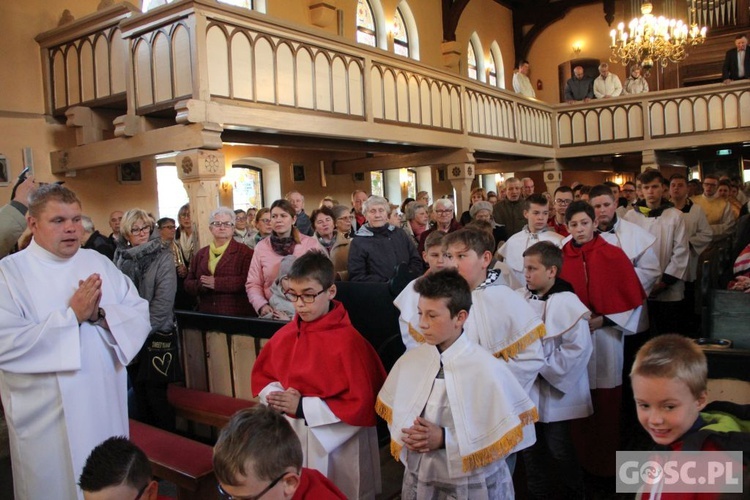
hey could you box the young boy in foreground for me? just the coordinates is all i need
[377,269,537,499]
[251,251,387,499]
[394,230,449,350]
[516,241,593,498]
[498,193,564,287]
[213,406,345,499]
[79,437,157,500]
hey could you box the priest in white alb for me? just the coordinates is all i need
[0,184,150,500]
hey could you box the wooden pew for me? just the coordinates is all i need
[168,384,256,429]
[129,419,218,500]
[705,289,750,350]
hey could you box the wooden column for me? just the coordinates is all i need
[175,149,225,248]
[447,163,476,215]
[543,159,563,194]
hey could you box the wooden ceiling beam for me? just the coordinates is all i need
[331,148,474,175]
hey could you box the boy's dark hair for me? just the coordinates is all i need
[624,181,636,189]
[638,170,666,186]
[579,185,592,196]
[630,334,707,399]
[443,227,494,257]
[554,186,573,196]
[78,436,151,492]
[414,268,472,317]
[703,173,720,182]
[287,250,335,290]
[589,184,615,200]
[719,179,732,188]
[669,173,688,183]
[572,184,583,195]
[214,406,303,485]
[28,183,81,217]
[423,230,446,251]
[565,200,595,223]
[603,181,620,191]
[524,193,549,211]
[523,241,563,273]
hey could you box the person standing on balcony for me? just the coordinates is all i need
[512,60,536,98]
[623,64,649,94]
[564,66,593,104]
[722,34,749,83]
[593,63,622,99]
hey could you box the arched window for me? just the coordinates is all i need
[467,43,478,81]
[230,166,264,211]
[487,53,498,87]
[393,8,409,57]
[356,0,377,47]
[489,41,505,89]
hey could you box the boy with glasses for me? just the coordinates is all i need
[547,186,573,237]
[691,174,736,238]
[251,252,386,499]
[213,406,345,500]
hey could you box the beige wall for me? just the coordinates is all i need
[527,3,628,103]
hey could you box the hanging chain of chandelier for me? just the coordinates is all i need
[609,2,707,70]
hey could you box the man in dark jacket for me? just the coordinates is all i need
[81,215,115,260]
[492,177,527,237]
[722,34,749,83]
[564,66,593,103]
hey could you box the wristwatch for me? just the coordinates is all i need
[92,307,106,326]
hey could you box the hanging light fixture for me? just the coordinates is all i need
[609,2,707,71]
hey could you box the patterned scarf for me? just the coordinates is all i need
[270,234,296,256]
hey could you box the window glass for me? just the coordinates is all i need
[393,8,409,57]
[156,165,189,219]
[370,171,384,197]
[357,0,377,47]
[467,42,478,80]
[230,166,264,211]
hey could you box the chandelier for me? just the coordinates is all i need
[609,2,707,70]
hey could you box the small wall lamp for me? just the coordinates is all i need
[573,42,582,55]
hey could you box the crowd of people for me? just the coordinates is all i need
[0,167,749,499]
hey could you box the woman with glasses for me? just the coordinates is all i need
[185,207,255,317]
[250,207,273,249]
[401,201,429,247]
[332,204,353,238]
[311,206,350,281]
[114,208,177,431]
[245,199,324,317]
[348,196,424,282]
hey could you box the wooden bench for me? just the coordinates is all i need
[129,419,218,500]
[705,289,750,350]
[168,384,257,429]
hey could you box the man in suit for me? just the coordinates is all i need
[722,34,749,83]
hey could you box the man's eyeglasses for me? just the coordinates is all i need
[131,225,152,235]
[235,216,247,221]
[435,209,453,215]
[210,221,235,228]
[703,182,718,187]
[217,472,287,500]
[554,199,572,205]
[284,288,327,304]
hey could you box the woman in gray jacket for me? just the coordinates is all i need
[114,208,177,431]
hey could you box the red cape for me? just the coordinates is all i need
[560,234,645,315]
[292,468,347,499]
[251,300,386,427]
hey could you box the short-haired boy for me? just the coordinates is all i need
[213,406,345,499]
[560,201,646,477]
[443,227,545,395]
[377,269,537,498]
[394,231,448,350]
[516,241,593,498]
[79,436,157,500]
[499,193,564,287]
[251,252,387,499]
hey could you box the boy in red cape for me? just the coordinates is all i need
[560,201,646,478]
[251,251,386,499]
[214,406,346,500]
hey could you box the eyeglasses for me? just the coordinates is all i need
[622,189,636,193]
[554,199,572,205]
[131,225,152,235]
[702,182,718,187]
[435,209,453,215]
[217,473,287,500]
[133,482,149,500]
[210,221,235,228]
[258,218,271,225]
[235,216,247,221]
[284,288,328,304]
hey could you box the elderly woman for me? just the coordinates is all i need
[113,208,177,431]
[332,204,353,238]
[623,65,649,95]
[459,187,486,226]
[184,207,255,316]
[245,199,323,317]
[470,201,508,251]
[417,197,462,253]
[348,196,423,282]
[174,203,198,310]
[401,201,429,246]
[312,206,350,280]
[249,207,272,249]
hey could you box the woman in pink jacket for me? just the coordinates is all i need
[245,199,324,318]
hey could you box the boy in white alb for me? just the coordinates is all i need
[394,231,449,351]
[499,194,564,287]
[516,242,592,498]
[377,269,537,499]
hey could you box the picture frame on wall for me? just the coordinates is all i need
[292,163,306,182]
[117,162,142,184]
[0,155,8,186]
[437,168,446,182]
[353,172,366,182]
